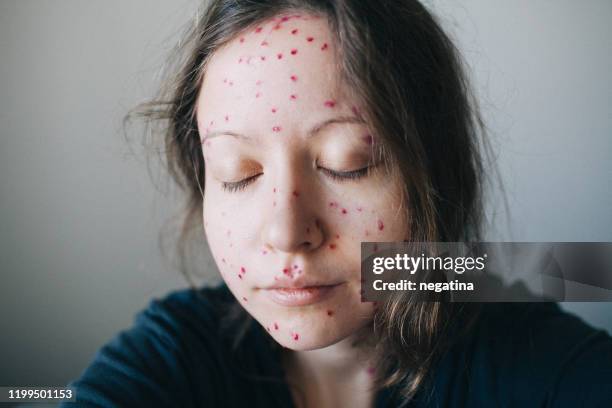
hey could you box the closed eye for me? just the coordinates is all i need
[221,173,262,192]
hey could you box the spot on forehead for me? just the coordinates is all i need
[321,43,328,50]
[290,75,298,82]
[277,53,283,59]
[255,27,263,33]
[291,29,298,35]
[290,49,298,55]
[272,126,282,132]
[307,36,314,42]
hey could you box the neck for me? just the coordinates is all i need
[281,326,378,407]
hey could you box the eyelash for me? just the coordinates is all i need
[221,166,372,193]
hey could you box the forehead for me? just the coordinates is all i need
[196,13,349,136]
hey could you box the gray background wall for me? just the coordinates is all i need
[1,0,610,388]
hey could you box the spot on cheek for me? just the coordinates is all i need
[377,220,385,231]
[242,296,248,302]
[329,244,337,250]
[255,27,263,33]
[260,56,266,61]
[240,266,246,274]
[341,208,348,214]
[277,53,283,59]
[290,75,298,82]
[261,40,269,46]
[292,332,300,341]
[290,49,298,55]
[324,100,336,108]
[290,94,298,100]
[292,190,300,197]
[291,29,298,35]
[255,92,262,98]
[271,107,278,113]
[321,43,328,51]
[239,37,245,43]
[224,115,229,122]
[326,310,334,316]
[274,322,279,330]
[306,36,314,42]
[363,134,373,145]
[272,126,282,132]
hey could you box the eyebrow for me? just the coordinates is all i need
[200,116,365,143]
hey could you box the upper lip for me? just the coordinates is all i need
[262,278,343,290]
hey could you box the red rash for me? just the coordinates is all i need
[326,310,334,316]
[291,49,298,55]
[255,27,263,33]
[240,266,246,274]
[321,43,328,50]
[290,75,298,82]
[329,244,337,250]
[307,37,314,42]
[261,40,269,46]
[290,94,297,100]
[293,333,300,341]
[292,190,300,197]
[291,29,298,34]
[323,100,336,108]
[363,134,373,145]
[378,220,385,231]
[341,208,348,214]
[272,126,282,132]
[277,53,283,59]
[271,107,277,113]
[274,322,279,330]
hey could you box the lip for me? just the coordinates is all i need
[263,283,343,307]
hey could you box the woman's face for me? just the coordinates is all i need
[197,13,408,350]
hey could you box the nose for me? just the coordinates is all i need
[263,186,324,254]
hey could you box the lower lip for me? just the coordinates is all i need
[264,284,342,307]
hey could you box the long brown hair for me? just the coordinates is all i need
[128,0,492,404]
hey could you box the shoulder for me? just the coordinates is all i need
[65,283,238,407]
[426,302,612,407]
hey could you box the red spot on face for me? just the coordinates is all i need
[262,250,268,255]
[292,190,300,197]
[293,264,298,269]
[238,57,243,63]
[281,16,290,22]
[323,100,336,108]
[239,37,245,43]
[365,230,370,236]
[274,322,279,330]
[272,126,282,132]
[291,29,298,35]
[329,244,337,250]
[363,134,373,145]
[255,27,263,33]
[321,43,328,50]
[273,187,277,193]
[367,366,376,376]
[221,258,226,263]
[335,234,340,239]
[261,40,269,46]
[238,274,243,279]
[290,94,297,100]
[326,310,334,316]
[290,49,298,55]
[240,266,246,274]
[290,75,298,82]
[357,207,363,212]
[329,201,338,207]
[228,81,233,86]
[256,80,263,86]
[307,36,314,42]
[277,53,283,59]
[242,296,247,302]
[255,92,262,98]
[225,115,229,122]
[273,23,282,30]
[341,208,348,214]
[377,220,385,231]
[283,268,290,274]
[293,333,299,341]
[260,56,266,61]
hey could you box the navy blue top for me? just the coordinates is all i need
[64,283,612,407]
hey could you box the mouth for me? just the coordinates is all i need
[262,282,344,307]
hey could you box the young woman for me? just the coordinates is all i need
[65,1,612,407]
